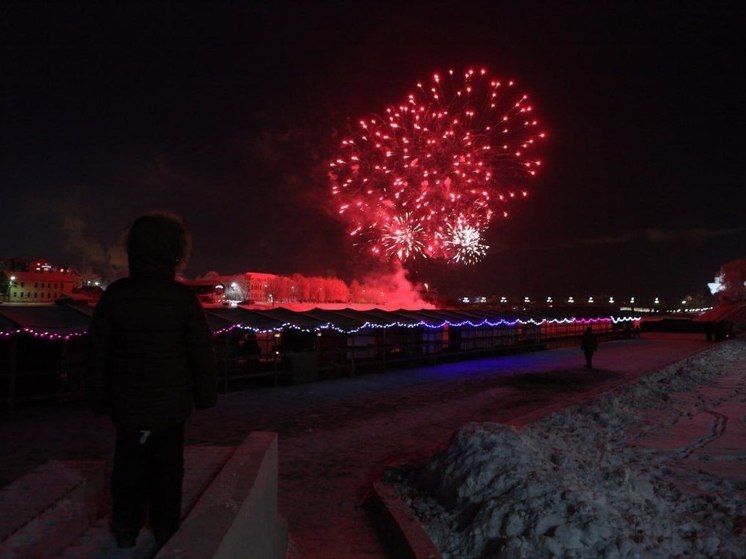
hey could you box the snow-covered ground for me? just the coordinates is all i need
[394,339,746,558]
[0,333,730,558]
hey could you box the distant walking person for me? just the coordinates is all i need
[86,213,217,549]
[580,326,598,369]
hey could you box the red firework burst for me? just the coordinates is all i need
[329,67,545,264]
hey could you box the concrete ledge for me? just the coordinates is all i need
[0,460,106,558]
[157,432,287,559]
[56,446,234,559]
[368,481,442,559]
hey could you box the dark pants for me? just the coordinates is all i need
[111,424,184,540]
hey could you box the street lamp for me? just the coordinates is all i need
[6,275,17,302]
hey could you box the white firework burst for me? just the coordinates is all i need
[381,213,425,261]
[444,219,489,264]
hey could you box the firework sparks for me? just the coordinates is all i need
[330,67,545,264]
[380,212,425,261]
[443,218,489,265]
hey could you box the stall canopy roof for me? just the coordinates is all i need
[0,304,623,337]
[0,305,92,334]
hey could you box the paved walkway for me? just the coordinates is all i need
[0,333,726,557]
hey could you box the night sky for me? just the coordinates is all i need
[2,1,744,301]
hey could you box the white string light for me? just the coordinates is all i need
[0,316,641,340]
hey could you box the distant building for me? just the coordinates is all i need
[180,273,255,306]
[243,272,278,304]
[0,262,82,304]
[182,272,279,306]
[182,276,227,305]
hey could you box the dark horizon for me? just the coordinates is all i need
[1,1,744,300]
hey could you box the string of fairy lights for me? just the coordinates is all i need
[0,315,640,342]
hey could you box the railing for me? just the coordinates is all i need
[215,319,630,385]
[0,336,86,413]
[328,321,626,376]
[1,320,635,411]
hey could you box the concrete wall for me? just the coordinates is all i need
[157,432,287,559]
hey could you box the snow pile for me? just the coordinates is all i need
[393,342,745,558]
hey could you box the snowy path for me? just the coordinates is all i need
[0,333,715,558]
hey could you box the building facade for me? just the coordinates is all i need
[1,267,82,304]
[243,272,278,304]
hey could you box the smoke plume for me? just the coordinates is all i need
[359,261,434,310]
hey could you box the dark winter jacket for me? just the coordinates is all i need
[86,265,217,431]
